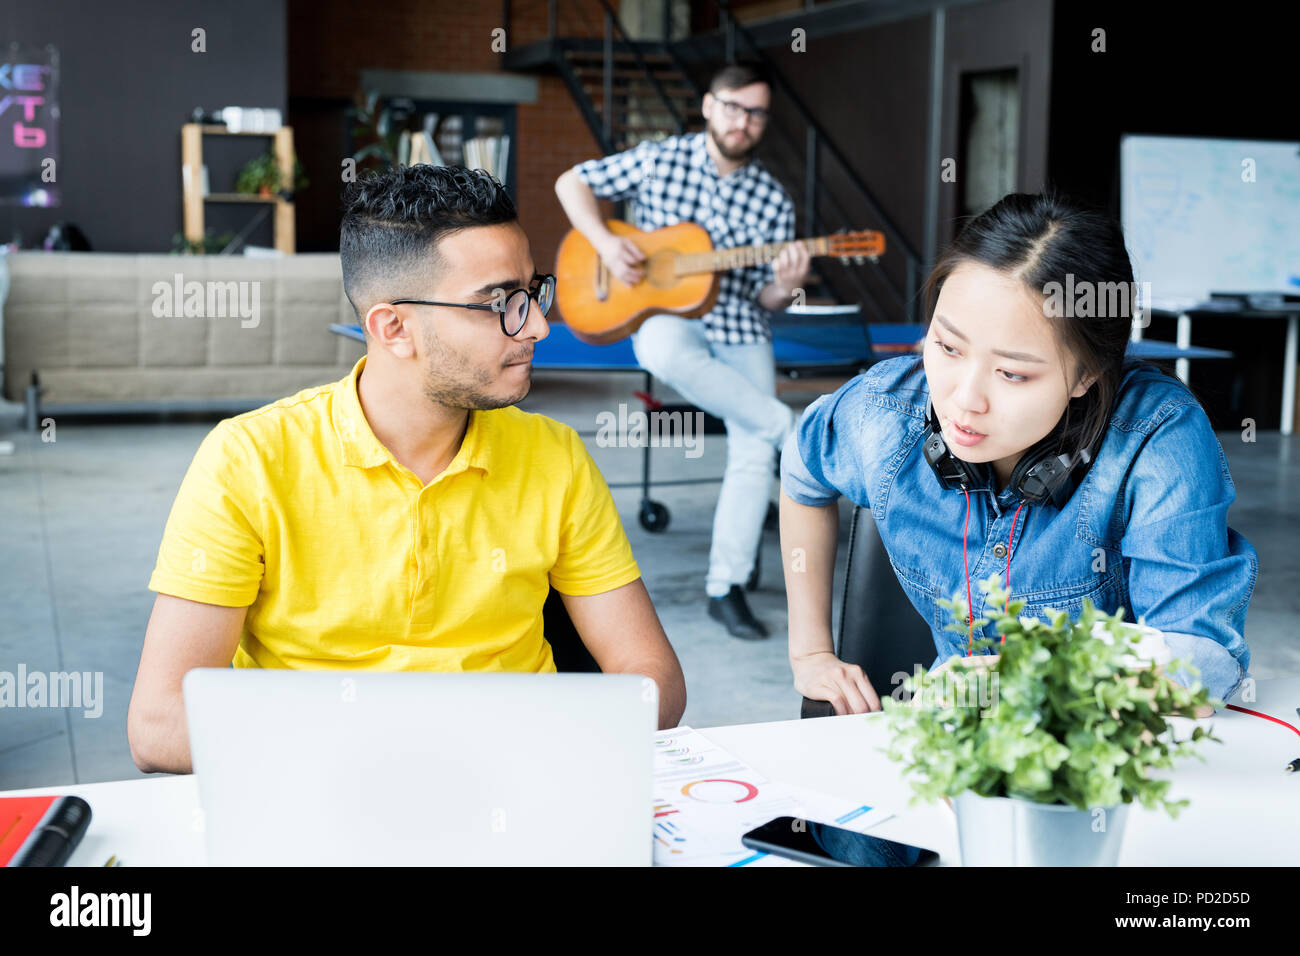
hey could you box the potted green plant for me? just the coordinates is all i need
[349,89,399,171]
[235,152,281,197]
[235,152,307,198]
[881,573,1222,866]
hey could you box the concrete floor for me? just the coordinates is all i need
[1,369,1297,791]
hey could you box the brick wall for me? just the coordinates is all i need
[287,0,619,271]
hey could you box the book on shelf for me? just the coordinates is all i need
[463,135,509,187]
[421,131,443,166]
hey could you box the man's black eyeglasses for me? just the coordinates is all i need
[390,273,556,337]
[713,96,769,125]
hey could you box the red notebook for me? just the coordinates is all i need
[0,795,92,866]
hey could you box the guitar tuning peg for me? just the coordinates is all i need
[854,255,865,265]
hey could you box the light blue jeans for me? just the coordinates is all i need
[632,315,795,598]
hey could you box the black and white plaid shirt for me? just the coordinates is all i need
[574,131,795,345]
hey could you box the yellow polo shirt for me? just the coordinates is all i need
[148,355,641,672]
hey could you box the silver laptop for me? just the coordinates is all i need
[182,669,657,866]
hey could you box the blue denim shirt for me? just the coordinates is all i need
[780,355,1258,705]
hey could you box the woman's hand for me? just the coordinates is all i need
[792,651,881,715]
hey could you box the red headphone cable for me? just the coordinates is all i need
[960,488,1025,656]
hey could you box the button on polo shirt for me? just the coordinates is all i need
[148,356,641,672]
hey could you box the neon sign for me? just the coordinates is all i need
[0,44,60,207]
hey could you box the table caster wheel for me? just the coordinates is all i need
[639,500,670,533]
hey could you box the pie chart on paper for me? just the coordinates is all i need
[680,778,760,803]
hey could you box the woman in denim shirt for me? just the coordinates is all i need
[780,191,1257,716]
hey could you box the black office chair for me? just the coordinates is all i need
[543,588,602,673]
[223,590,594,673]
[800,505,937,718]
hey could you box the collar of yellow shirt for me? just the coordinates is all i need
[331,355,491,481]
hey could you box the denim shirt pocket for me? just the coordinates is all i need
[1010,558,1127,629]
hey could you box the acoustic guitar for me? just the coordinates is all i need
[554,219,885,345]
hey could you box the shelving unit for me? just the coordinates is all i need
[180,123,296,254]
[348,99,516,201]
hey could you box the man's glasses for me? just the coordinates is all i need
[390,273,556,337]
[713,96,769,126]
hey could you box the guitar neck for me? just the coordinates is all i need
[676,236,832,277]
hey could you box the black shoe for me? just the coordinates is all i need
[707,586,769,640]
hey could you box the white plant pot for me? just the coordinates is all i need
[953,792,1130,866]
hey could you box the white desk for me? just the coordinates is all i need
[5,678,1297,866]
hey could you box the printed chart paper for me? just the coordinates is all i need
[652,726,895,867]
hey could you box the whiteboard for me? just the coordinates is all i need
[1120,135,1300,308]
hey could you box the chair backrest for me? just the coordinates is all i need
[836,504,938,696]
[543,588,602,673]
[801,504,936,717]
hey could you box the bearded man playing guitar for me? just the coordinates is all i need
[555,60,811,641]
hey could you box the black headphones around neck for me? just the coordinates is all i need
[922,395,1103,509]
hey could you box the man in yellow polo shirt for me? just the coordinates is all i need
[128,165,686,774]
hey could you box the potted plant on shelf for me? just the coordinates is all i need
[349,89,399,172]
[235,152,308,199]
[235,152,280,198]
[881,573,1222,866]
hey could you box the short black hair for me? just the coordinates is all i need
[709,60,770,95]
[339,164,517,325]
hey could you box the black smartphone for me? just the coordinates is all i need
[741,816,939,867]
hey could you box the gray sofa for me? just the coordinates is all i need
[1,252,364,415]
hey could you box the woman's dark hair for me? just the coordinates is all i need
[340,164,517,325]
[913,189,1168,461]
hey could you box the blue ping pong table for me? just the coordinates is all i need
[328,321,1231,534]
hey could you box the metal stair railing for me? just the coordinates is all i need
[503,0,922,321]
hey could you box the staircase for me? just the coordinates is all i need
[504,37,704,155]
[502,0,923,323]
[566,45,702,150]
